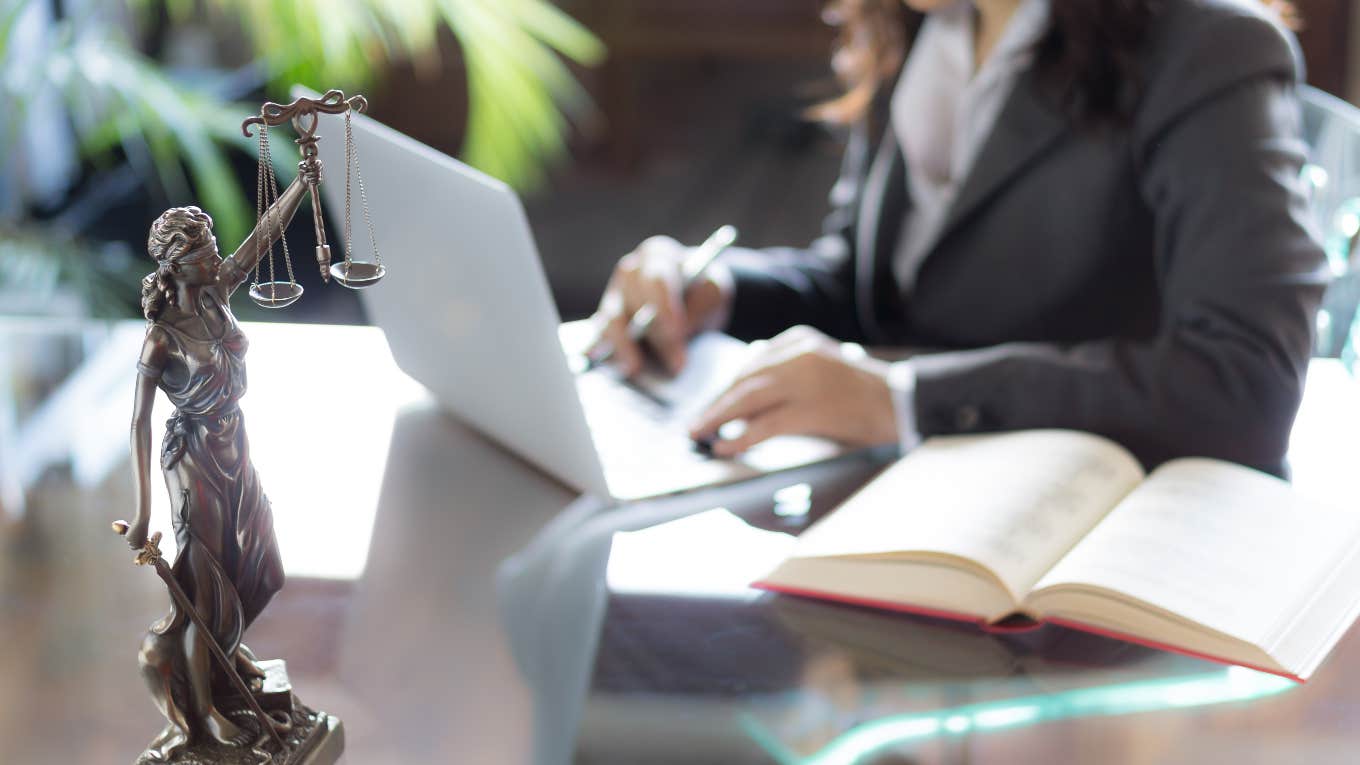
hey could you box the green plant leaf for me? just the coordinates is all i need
[502,0,606,66]
[0,0,29,63]
[64,31,252,243]
[1,0,606,317]
[202,0,604,189]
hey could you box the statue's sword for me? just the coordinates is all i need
[112,521,288,754]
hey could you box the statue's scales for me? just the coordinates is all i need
[241,89,386,307]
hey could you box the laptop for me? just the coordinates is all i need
[309,98,844,501]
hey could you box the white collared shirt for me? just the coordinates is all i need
[890,0,1052,292]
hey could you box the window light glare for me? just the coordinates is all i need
[943,715,970,734]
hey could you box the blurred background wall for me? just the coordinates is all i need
[0,0,1354,325]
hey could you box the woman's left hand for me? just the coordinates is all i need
[689,325,899,456]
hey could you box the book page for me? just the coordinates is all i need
[1032,458,1360,648]
[785,430,1145,601]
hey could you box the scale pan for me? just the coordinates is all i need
[249,281,304,308]
[330,261,386,288]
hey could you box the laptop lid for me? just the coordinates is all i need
[306,92,611,497]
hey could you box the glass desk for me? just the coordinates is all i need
[1,319,1358,764]
[578,499,1299,764]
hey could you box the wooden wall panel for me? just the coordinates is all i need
[1292,0,1353,98]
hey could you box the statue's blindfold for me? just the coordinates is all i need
[167,243,217,266]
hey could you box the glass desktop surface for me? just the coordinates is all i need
[581,490,1296,765]
[3,318,1359,765]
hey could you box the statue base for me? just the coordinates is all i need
[134,660,344,764]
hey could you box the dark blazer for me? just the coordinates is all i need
[720,0,1329,477]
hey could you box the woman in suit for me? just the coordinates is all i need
[589,0,1327,477]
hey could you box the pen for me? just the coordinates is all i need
[586,224,739,371]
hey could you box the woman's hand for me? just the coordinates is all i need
[689,326,899,456]
[588,236,726,377]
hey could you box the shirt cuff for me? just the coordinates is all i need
[693,259,736,334]
[887,360,922,452]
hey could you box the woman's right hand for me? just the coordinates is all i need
[587,236,727,377]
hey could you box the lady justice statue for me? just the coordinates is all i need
[115,90,378,765]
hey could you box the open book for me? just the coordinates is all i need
[755,430,1360,682]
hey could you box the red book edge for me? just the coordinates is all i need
[752,579,1305,684]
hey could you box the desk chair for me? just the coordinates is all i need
[1298,84,1360,362]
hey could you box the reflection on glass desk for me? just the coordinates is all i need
[2,318,1360,765]
[582,500,1296,764]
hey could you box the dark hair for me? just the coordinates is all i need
[813,0,1296,127]
[1035,0,1164,123]
[812,0,915,125]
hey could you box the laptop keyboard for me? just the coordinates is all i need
[575,370,710,467]
[561,331,843,497]
[614,379,670,423]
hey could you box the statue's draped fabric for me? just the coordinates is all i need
[143,289,284,741]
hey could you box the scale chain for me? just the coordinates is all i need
[344,111,353,270]
[261,125,278,293]
[261,125,296,290]
[252,126,267,293]
[272,142,296,285]
[344,110,383,268]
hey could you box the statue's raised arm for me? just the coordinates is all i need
[220,168,314,296]
[223,159,318,292]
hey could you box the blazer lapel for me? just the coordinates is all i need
[855,128,909,343]
[935,68,1068,251]
[854,18,921,343]
[860,71,1068,326]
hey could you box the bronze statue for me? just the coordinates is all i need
[116,91,371,765]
